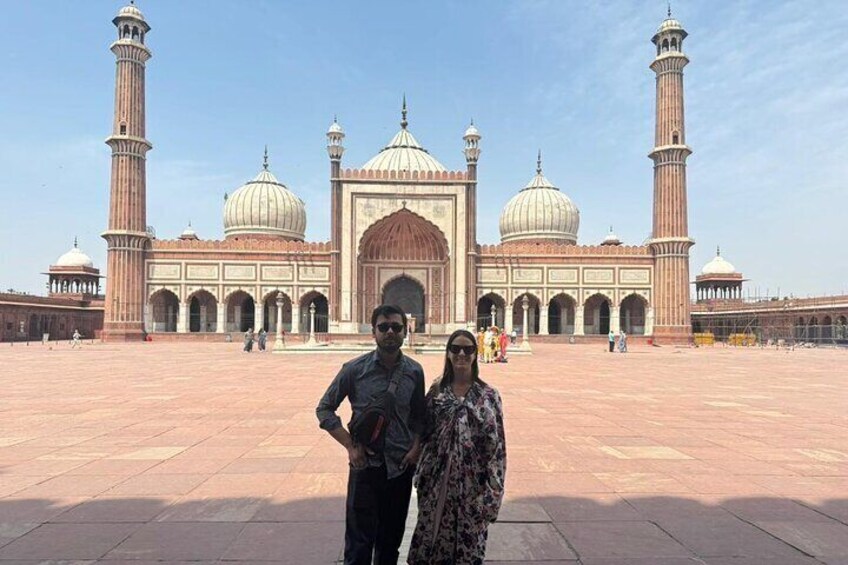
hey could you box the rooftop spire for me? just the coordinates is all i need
[401,94,408,129]
[74,236,78,248]
[536,149,542,174]
[263,146,269,170]
[667,1,672,17]
[716,245,721,257]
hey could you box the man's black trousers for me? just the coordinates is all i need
[344,464,414,565]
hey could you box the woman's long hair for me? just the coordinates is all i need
[439,329,487,390]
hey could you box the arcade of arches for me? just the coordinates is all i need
[145,289,327,335]
[475,292,650,336]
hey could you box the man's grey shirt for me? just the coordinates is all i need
[316,350,426,479]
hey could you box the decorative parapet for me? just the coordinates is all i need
[478,242,651,257]
[151,239,331,253]
[337,168,468,182]
[691,295,848,315]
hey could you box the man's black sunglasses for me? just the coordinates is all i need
[448,344,476,356]
[376,322,405,333]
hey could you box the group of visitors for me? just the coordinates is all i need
[242,328,269,352]
[317,304,507,565]
[607,329,628,353]
[477,326,510,363]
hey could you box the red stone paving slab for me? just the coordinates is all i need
[0,522,138,559]
[0,342,845,562]
[104,522,244,560]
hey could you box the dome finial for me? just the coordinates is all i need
[716,245,721,256]
[263,146,269,170]
[536,149,542,175]
[667,1,672,18]
[401,94,408,129]
[74,236,78,248]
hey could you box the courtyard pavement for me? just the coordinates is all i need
[0,340,846,564]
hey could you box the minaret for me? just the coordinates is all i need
[327,117,345,329]
[648,7,694,343]
[101,3,152,341]
[463,120,481,322]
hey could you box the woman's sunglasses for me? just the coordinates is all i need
[448,344,476,356]
[376,322,405,333]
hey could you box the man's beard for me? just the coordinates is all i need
[377,338,402,354]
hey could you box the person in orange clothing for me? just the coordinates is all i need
[498,328,509,362]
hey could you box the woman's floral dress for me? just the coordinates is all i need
[407,380,506,565]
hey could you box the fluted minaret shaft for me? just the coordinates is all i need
[464,125,481,323]
[326,121,345,325]
[101,8,152,341]
[648,18,694,343]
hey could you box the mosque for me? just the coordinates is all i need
[91,3,697,343]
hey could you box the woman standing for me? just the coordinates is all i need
[408,330,506,565]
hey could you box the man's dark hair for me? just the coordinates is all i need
[371,304,408,329]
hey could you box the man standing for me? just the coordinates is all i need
[71,329,82,349]
[316,305,426,565]
[608,329,615,352]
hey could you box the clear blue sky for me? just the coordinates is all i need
[1,1,846,298]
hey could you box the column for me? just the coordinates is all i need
[254,301,264,333]
[177,302,188,333]
[610,306,620,333]
[200,304,208,333]
[646,307,655,335]
[520,295,531,350]
[574,306,585,336]
[274,292,286,351]
[504,304,513,335]
[291,304,301,334]
[540,304,549,335]
[216,302,225,333]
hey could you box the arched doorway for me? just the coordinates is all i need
[584,294,611,335]
[357,208,450,330]
[262,292,293,333]
[620,294,648,335]
[226,291,255,333]
[477,293,506,331]
[188,290,218,333]
[150,289,179,332]
[383,276,426,333]
[822,315,833,341]
[548,294,576,334]
[512,293,540,335]
[836,315,848,341]
[809,316,819,342]
[300,291,329,333]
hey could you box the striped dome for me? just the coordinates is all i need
[361,128,447,173]
[223,168,306,240]
[499,156,580,244]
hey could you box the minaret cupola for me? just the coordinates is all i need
[463,120,481,164]
[113,2,149,45]
[326,117,345,162]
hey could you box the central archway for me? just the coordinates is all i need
[383,276,426,332]
[357,208,450,331]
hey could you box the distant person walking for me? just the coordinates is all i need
[243,328,254,352]
[71,329,82,349]
[257,329,267,351]
[510,329,517,345]
[608,329,615,352]
[618,330,628,353]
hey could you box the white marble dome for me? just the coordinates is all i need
[223,166,306,240]
[361,127,446,173]
[657,17,684,33]
[499,157,580,244]
[701,249,737,275]
[56,241,94,268]
[116,4,145,21]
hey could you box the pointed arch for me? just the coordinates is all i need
[477,292,507,331]
[186,289,218,333]
[584,293,611,335]
[512,292,541,335]
[261,290,292,333]
[359,208,449,262]
[299,290,329,333]
[548,293,576,335]
[620,293,648,335]
[149,288,179,332]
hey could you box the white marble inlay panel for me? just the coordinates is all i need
[549,269,578,283]
[186,264,218,280]
[299,266,329,282]
[224,265,256,280]
[620,269,650,284]
[479,269,507,283]
[513,268,542,283]
[148,263,180,280]
[262,265,294,281]
[583,269,614,284]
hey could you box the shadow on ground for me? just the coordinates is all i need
[0,494,846,564]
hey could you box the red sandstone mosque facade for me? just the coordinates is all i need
[97,4,693,343]
[3,6,846,345]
